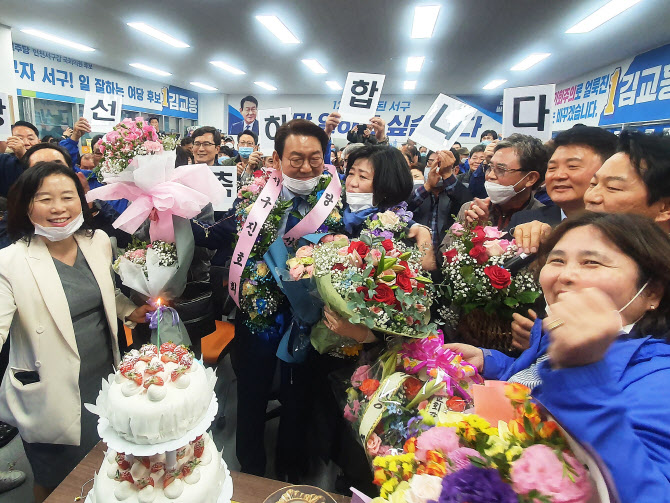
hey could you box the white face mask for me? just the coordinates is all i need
[281,172,320,195]
[347,192,375,212]
[32,211,84,242]
[484,173,530,205]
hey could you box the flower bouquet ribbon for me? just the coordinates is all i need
[398,331,483,402]
[228,164,342,307]
[86,150,228,242]
[144,300,190,347]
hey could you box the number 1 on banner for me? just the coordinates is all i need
[409,94,477,152]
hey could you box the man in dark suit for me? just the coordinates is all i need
[408,149,472,259]
[229,95,259,135]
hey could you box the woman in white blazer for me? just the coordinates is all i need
[0,162,152,502]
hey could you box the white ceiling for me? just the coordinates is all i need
[2,0,670,96]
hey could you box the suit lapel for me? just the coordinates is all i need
[25,238,79,357]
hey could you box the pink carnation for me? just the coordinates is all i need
[447,447,485,473]
[343,400,361,422]
[511,445,593,503]
[350,365,371,387]
[449,222,464,236]
[415,427,460,462]
[367,433,382,456]
[288,264,305,281]
[295,245,314,259]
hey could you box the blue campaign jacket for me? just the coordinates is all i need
[483,319,670,502]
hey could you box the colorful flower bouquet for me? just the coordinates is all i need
[368,383,597,503]
[95,117,177,181]
[343,332,484,458]
[439,223,541,349]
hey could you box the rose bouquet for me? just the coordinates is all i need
[369,383,597,503]
[95,117,176,181]
[439,223,541,349]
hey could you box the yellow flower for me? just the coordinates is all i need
[242,281,257,296]
[330,210,342,221]
[402,462,413,473]
[388,461,398,473]
[341,344,363,357]
[256,262,269,277]
[484,435,510,457]
[381,479,398,494]
[505,445,524,462]
[504,382,531,403]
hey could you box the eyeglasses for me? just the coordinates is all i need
[193,141,216,148]
[238,141,256,147]
[288,156,324,169]
[484,163,524,177]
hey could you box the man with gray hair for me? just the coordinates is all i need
[341,142,365,171]
[455,133,549,232]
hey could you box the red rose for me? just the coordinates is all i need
[348,241,370,258]
[381,239,395,252]
[356,285,372,301]
[443,249,458,264]
[484,265,512,289]
[403,377,423,400]
[471,226,486,245]
[469,245,489,265]
[332,263,345,271]
[253,170,264,178]
[372,283,397,306]
[396,273,412,293]
[360,379,380,398]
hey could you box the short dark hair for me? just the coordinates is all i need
[346,145,413,208]
[191,126,221,146]
[7,161,93,243]
[452,141,462,148]
[175,146,194,167]
[493,133,550,188]
[92,134,104,149]
[180,136,194,146]
[149,116,159,123]
[12,121,39,137]
[274,119,328,159]
[240,95,258,109]
[538,211,670,338]
[406,145,418,159]
[41,135,54,143]
[552,125,617,164]
[219,146,235,157]
[23,143,73,169]
[617,130,670,205]
[469,144,486,155]
[480,129,498,141]
[238,130,258,145]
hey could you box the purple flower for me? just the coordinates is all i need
[380,230,394,239]
[317,224,329,233]
[437,466,517,503]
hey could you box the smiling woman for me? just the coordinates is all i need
[1,162,151,502]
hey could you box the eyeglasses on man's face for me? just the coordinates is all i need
[193,141,217,148]
[484,163,524,178]
[287,156,324,169]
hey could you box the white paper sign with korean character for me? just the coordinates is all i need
[338,72,386,123]
[409,94,477,151]
[83,92,123,133]
[258,107,292,151]
[502,84,555,141]
[209,164,237,212]
[0,92,11,141]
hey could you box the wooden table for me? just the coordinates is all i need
[44,442,351,503]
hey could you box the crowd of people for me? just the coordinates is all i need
[0,112,669,502]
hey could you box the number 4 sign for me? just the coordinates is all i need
[409,94,477,151]
[502,84,555,141]
[0,92,11,141]
[338,72,386,123]
[83,92,123,133]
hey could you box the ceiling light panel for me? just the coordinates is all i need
[566,0,642,33]
[482,79,507,90]
[127,22,190,48]
[302,59,327,74]
[210,61,246,75]
[254,81,278,91]
[20,28,95,52]
[255,15,300,44]
[404,80,417,90]
[411,5,441,39]
[190,81,218,91]
[406,56,425,72]
[129,63,171,76]
[326,81,342,90]
[510,53,551,71]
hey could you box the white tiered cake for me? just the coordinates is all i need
[86,343,231,503]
